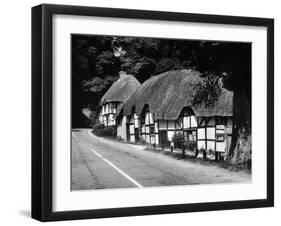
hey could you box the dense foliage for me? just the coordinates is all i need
[185,140,197,152]
[172,132,185,149]
[72,35,120,127]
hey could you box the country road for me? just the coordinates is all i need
[71,129,251,190]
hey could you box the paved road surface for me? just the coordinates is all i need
[72,129,250,190]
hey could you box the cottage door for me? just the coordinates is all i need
[159,131,168,147]
[135,128,139,142]
[126,123,130,142]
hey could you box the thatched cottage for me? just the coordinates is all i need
[116,69,233,154]
[99,71,141,126]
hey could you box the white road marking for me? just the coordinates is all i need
[90,149,144,188]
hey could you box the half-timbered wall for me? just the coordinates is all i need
[197,116,232,153]
[157,112,198,145]
[100,102,120,126]
[125,113,141,143]
[144,112,156,144]
[140,111,158,145]
[182,114,198,144]
[125,108,160,145]
[128,115,135,142]
[117,106,233,153]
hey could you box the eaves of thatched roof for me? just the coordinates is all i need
[100,75,141,105]
[118,69,233,120]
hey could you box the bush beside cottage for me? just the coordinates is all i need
[92,123,116,138]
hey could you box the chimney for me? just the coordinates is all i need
[119,71,127,79]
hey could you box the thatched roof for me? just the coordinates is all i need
[193,89,233,117]
[100,75,141,105]
[118,69,233,120]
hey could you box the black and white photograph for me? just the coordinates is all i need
[71,34,252,190]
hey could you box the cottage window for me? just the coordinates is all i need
[184,131,196,141]
[150,126,155,134]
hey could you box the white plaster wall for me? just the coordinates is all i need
[117,116,127,140]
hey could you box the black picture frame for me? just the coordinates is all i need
[32,4,274,222]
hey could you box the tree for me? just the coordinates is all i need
[71,35,121,127]
[190,42,251,165]
[115,37,197,83]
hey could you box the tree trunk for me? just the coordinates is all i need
[229,130,251,166]
[227,88,251,166]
